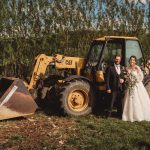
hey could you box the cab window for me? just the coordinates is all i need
[102,41,123,63]
[126,40,143,66]
[88,42,103,66]
[101,40,123,72]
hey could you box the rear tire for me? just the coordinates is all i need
[143,75,150,98]
[59,79,95,116]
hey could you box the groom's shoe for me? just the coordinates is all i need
[117,111,122,119]
[106,111,111,118]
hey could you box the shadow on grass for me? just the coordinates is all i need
[136,141,150,150]
[35,87,64,117]
[35,97,63,117]
[0,116,27,122]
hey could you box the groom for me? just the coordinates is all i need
[105,54,124,118]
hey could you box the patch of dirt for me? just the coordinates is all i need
[0,111,77,150]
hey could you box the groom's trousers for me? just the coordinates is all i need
[107,90,123,117]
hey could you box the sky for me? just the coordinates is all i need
[128,0,150,4]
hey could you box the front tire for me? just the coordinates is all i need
[59,79,95,116]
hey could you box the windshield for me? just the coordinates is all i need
[102,40,123,65]
[87,41,103,66]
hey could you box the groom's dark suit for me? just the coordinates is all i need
[106,64,124,118]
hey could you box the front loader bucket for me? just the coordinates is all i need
[0,77,38,120]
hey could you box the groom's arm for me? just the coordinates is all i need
[120,66,125,83]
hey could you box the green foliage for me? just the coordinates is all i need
[0,0,149,77]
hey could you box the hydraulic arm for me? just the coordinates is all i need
[27,54,86,90]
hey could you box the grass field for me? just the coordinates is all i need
[0,111,150,150]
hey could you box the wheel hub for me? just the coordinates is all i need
[68,90,88,112]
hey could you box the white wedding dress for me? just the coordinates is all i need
[122,66,150,122]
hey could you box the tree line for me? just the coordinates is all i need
[0,0,150,77]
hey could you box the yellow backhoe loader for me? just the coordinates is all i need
[0,36,150,120]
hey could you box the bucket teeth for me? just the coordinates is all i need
[0,77,38,120]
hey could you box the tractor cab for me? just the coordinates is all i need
[86,36,144,73]
[84,36,149,93]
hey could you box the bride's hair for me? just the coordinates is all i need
[129,55,137,63]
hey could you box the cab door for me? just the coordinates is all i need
[85,39,125,90]
[84,41,104,81]
[96,39,125,90]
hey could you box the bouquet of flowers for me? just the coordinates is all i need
[125,71,138,96]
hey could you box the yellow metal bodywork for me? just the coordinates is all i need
[96,70,105,81]
[27,54,86,90]
[27,54,107,92]
[95,36,138,41]
[96,71,106,90]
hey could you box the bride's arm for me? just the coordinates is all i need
[136,65,144,81]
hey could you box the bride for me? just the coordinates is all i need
[122,55,150,122]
